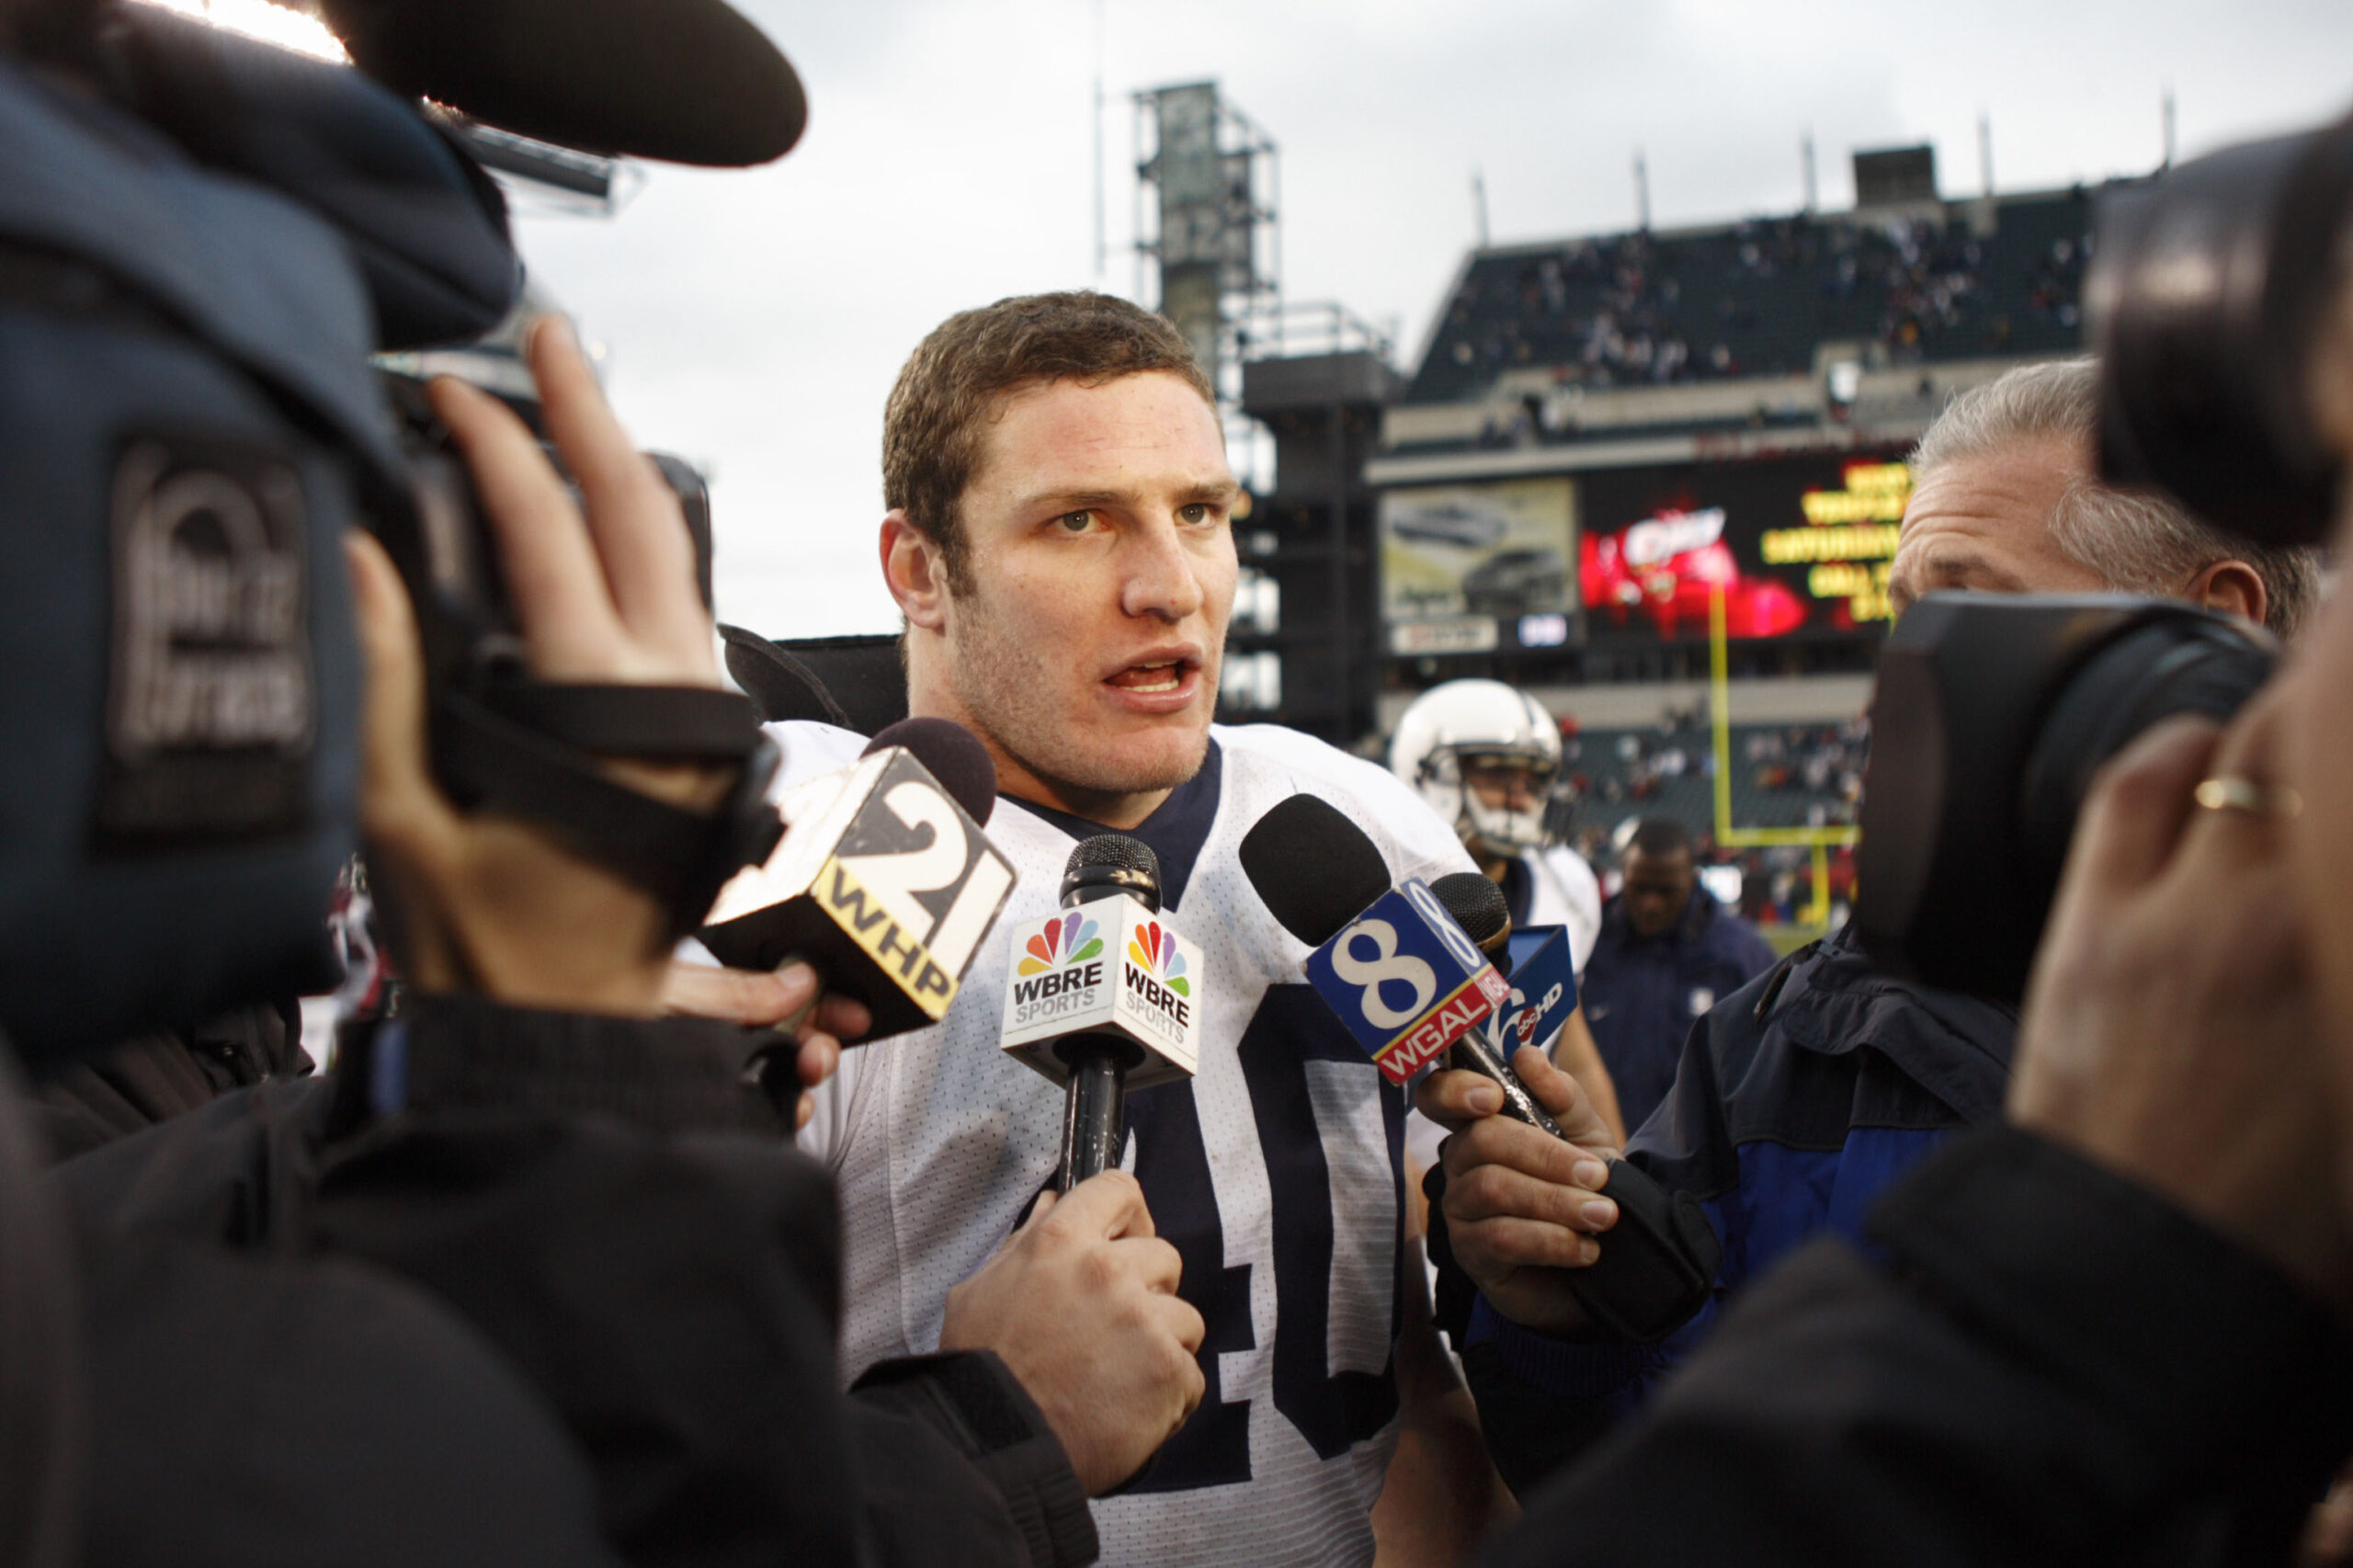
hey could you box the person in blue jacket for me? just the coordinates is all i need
[1419,356,2325,1500]
[1426,925,2015,1493]
[1578,817,1776,1135]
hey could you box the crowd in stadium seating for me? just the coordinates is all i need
[1559,715,1864,835]
[1415,188,2101,413]
[1552,713,1867,930]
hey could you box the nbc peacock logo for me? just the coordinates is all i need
[1125,921,1190,997]
[1018,913,1102,975]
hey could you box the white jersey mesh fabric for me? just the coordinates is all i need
[779,722,1473,1568]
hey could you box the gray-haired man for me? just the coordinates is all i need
[1889,357,2318,635]
[1414,354,2326,1498]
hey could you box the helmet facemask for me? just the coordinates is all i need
[1423,746,1558,858]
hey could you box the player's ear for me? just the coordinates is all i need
[882,511,949,632]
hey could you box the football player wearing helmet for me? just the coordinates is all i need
[1391,679,1623,1142]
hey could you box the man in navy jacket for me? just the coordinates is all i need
[1577,817,1775,1135]
[1428,924,2015,1493]
[1422,358,2323,1499]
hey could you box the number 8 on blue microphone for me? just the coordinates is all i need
[1307,877,1510,1084]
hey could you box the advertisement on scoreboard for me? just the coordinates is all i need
[1380,478,1577,655]
[1577,453,1911,646]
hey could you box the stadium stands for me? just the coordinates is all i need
[1550,716,1866,931]
[1402,187,2098,416]
[1559,717,1866,843]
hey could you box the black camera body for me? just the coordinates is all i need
[1858,595,2274,1003]
[381,372,719,718]
[0,5,780,1057]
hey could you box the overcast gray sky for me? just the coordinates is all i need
[509,0,2353,642]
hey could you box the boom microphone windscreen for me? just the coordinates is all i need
[1237,794,1394,947]
[864,718,996,827]
[319,0,808,166]
[100,4,521,350]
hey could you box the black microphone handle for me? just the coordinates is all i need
[1448,1031,1566,1139]
[1056,1033,1145,1191]
[733,952,822,1115]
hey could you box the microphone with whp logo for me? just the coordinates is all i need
[998,835,1201,1190]
[699,717,1017,1041]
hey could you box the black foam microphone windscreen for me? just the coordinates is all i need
[1060,833,1161,911]
[864,718,996,827]
[319,0,808,166]
[1237,794,1394,947]
[1430,870,1512,953]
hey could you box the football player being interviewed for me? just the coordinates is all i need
[693,293,1529,1567]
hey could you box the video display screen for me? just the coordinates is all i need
[1379,477,1577,656]
[1576,451,1911,646]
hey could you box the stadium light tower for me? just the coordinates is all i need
[1131,81,1279,403]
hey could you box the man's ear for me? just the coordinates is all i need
[881,511,949,632]
[2188,559,2269,631]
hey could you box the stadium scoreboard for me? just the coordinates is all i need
[1378,449,1912,656]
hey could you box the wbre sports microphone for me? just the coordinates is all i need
[699,717,1017,1040]
[998,835,1201,1190]
[1238,795,1511,1086]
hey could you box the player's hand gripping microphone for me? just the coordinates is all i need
[699,717,1017,1042]
[997,835,1201,1191]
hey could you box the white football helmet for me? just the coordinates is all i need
[1390,679,1563,858]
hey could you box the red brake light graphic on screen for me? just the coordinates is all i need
[1581,506,1805,640]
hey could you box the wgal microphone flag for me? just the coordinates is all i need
[1307,878,1511,1085]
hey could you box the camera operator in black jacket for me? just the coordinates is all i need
[0,8,1199,1562]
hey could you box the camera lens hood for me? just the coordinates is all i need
[1858,594,2273,1003]
[2090,110,2353,547]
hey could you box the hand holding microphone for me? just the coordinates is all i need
[939,1169,1206,1495]
[1239,795,1717,1343]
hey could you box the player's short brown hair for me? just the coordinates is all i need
[883,291,1215,591]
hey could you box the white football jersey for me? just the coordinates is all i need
[780,721,1474,1568]
[1520,844,1604,971]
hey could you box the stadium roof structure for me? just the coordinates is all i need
[1372,181,2126,484]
